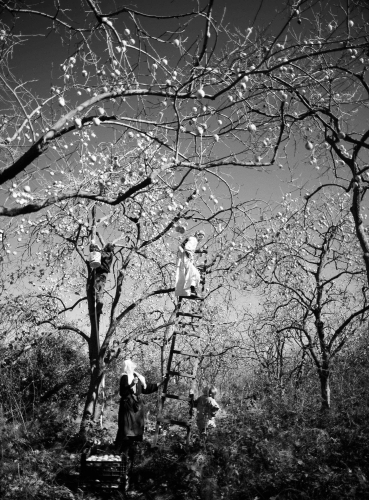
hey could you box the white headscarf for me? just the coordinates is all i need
[122,359,146,389]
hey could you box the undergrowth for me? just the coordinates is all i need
[2,341,369,499]
[1,390,369,500]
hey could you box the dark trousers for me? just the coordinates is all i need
[120,439,138,491]
[95,273,107,312]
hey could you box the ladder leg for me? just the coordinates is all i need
[186,355,200,449]
[153,299,182,445]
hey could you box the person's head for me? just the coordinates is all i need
[104,243,115,252]
[209,386,218,398]
[122,359,136,375]
[195,230,205,241]
[202,386,210,396]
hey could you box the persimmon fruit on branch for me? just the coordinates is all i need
[0,0,368,221]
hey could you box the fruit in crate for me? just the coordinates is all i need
[86,454,121,461]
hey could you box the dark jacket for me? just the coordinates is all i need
[96,248,113,275]
[115,374,158,445]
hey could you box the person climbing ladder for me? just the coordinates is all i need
[175,230,205,298]
[154,234,208,447]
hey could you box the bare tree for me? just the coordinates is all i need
[241,192,369,410]
[1,1,368,217]
[2,0,369,431]
[0,141,251,436]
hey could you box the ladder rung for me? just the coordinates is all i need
[178,322,198,328]
[179,295,204,301]
[157,417,190,428]
[177,312,202,319]
[173,349,199,358]
[178,324,200,332]
[168,370,195,379]
[163,393,192,402]
[173,330,201,338]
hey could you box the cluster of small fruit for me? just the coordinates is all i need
[86,454,121,462]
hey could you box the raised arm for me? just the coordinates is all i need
[141,374,167,394]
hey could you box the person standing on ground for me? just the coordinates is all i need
[193,386,220,439]
[115,359,166,491]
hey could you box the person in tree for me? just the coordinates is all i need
[115,359,166,491]
[193,386,220,439]
[91,242,115,314]
[175,230,205,297]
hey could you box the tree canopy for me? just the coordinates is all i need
[2,0,369,449]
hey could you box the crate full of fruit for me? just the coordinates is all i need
[80,450,123,487]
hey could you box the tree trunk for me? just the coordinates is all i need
[318,366,331,411]
[80,362,104,438]
[79,265,103,438]
[87,269,100,365]
[350,174,369,285]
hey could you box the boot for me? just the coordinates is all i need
[127,442,136,491]
[120,451,129,494]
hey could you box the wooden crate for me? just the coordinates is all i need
[79,449,124,488]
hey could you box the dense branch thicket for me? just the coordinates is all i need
[2,1,369,498]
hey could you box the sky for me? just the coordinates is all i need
[1,0,304,208]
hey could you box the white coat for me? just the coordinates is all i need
[175,236,201,297]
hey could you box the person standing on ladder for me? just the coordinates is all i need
[175,230,205,298]
[153,231,208,448]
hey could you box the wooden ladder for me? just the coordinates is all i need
[154,250,208,447]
